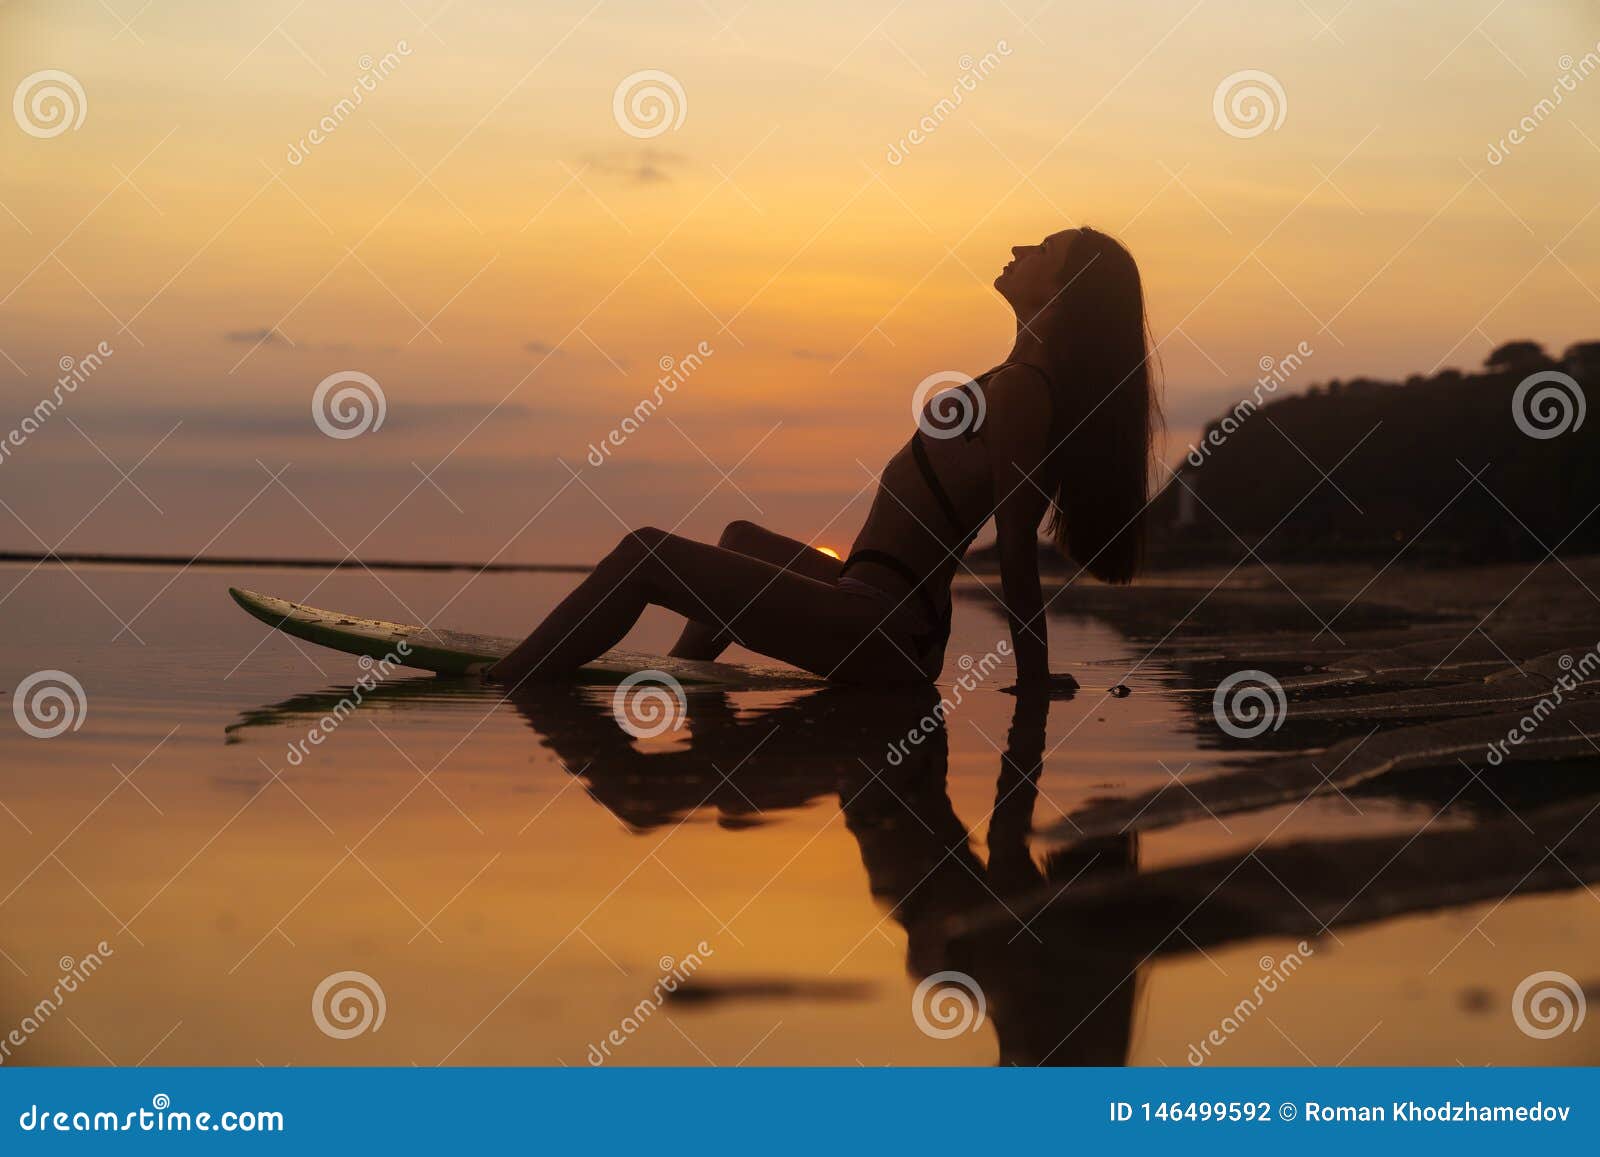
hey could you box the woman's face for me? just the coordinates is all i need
[995,229,1078,317]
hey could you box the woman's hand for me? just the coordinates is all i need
[1001,671,1079,698]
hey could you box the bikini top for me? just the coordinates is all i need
[842,362,1058,658]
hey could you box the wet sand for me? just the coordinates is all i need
[1,559,1597,1065]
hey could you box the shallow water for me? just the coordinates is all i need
[0,564,1595,1066]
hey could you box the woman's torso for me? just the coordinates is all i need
[842,362,1056,672]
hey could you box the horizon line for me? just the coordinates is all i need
[0,550,593,575]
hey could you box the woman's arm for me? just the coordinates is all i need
[982,368,1056,686]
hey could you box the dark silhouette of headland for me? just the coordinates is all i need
[1146,339,1598,568]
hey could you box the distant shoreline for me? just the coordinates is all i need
[0,550,593,575]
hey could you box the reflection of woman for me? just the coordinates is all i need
[843,689,1143,1065]
[507,683,854,829]
[507,682,1145,1064]
[489,228,1160,689]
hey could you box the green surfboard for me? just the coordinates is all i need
[228,587,824,688]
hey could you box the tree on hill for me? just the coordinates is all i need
[1484,340,1551,373]
[1563,341,1600,373]
[1145,337,1600,568]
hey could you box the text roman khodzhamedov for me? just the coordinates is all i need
[1302,1100,1571,1123]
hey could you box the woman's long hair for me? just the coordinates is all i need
[1038,227,1161,584]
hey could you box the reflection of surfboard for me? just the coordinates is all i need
[227,587,824,688]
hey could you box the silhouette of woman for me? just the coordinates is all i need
[489,227,1160,688]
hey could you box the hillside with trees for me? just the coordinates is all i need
[1143,340,1599,569]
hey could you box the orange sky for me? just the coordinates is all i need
[2,0,1598,562]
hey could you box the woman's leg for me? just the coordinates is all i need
[670,520,843,660]
[487,527,917,687]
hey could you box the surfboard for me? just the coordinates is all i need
[227,587,825,688]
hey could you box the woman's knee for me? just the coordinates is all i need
[627,526,670,549]
[599,526,669,570]
[718,520,761,549]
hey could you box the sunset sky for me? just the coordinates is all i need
[3,0,1598,564]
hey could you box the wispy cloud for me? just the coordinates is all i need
[581,147,689,185]
[222,328,401,355]
[224,326,290,346]
[72,400,540,438]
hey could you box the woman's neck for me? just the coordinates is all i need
[1005,316,1054,374]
